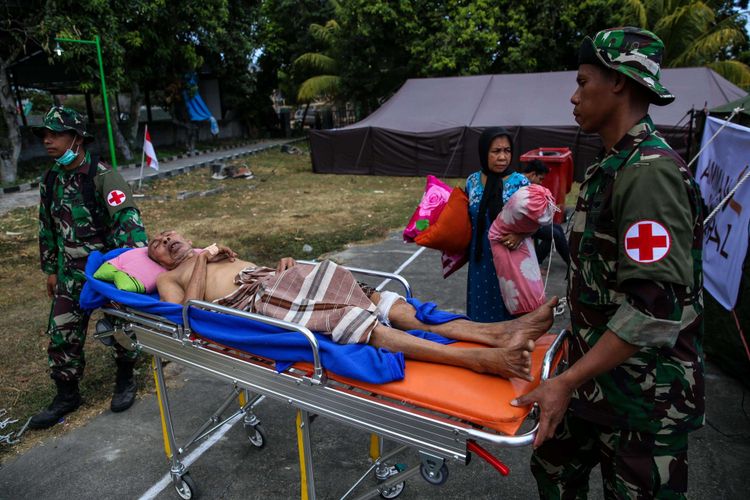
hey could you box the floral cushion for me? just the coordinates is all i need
[403,175,453,242]
[415,187,471,255]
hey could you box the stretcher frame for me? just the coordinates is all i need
[97,266,568,500]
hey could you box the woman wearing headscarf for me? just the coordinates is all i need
[465,128,530,322]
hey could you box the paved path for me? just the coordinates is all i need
[0,233,747,499]
[0,138,301,216]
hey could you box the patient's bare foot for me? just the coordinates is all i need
[484,297,557,348]
[471,331,535,380]
[515,296,557,338]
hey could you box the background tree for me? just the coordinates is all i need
[333,0,616,113]
[203,1,267,137]
[491,0,614,73]
[255,0,335,112]
[293,19,342,127]
[43,0,232,158]
[0,0,46,184]
[41,2,130,158]
[3,0,255,179]
[123,0,230,151]
[619,0,750,88]
[333,1,427,114]
[3,0,747,183]
[113,0,229,152]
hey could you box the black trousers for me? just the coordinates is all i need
[533,224,570,266]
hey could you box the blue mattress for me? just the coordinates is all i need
[80,249,465,384]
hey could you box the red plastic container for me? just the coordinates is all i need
[519,147,574,224]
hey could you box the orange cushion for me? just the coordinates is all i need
[295,333,564,436]
[415,187,471,254]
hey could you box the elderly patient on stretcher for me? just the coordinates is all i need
[147,231,557,380]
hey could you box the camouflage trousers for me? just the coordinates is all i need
[531,412,688,500]
[47,273,137,382]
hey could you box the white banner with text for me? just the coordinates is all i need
[695,116,750,310]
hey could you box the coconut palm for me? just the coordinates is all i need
[293,19,341,126]
[620,0,750,88]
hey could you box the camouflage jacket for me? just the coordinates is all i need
[39,152,148,280]
[567,116,704,434]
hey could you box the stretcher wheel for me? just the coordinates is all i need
[380,481,405,498]
[246,424,266,448]
[173,473,197,499]
[95,318,115,347]
[420,463,448,485]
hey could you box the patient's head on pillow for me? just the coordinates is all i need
[147,230,196,269]
[94,247,167,293]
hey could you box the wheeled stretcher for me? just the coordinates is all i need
[84,260,568,499]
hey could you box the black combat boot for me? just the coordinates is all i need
[110,359,137,413]
[29,379,82,429]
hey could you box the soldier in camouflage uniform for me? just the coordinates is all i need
[30,106,148,429]
[512,28,704,498]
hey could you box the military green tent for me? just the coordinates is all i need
[709,93,750,127]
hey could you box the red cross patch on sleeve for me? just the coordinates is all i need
[107,189,127,207]
[624,220,671,263]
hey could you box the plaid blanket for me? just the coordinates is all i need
[217,260,379,344]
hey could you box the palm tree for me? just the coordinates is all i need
[293,20,341,127]
[620,0,750,88]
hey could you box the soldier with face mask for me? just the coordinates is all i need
[30,106,148,429]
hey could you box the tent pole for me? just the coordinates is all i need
[415,131,419,177]
[686,107,694,160]
[353,127,371,174]
[441,127,467,178]
[512,127,521,168]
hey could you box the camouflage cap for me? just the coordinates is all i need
[579,27,674,106]
[32,106,94,142]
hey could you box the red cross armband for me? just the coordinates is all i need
[613,156,696,287]
[98,170,139,217]
[624,220,671,263]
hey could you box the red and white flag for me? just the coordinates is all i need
[143,125,159,171]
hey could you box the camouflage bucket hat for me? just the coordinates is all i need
[579,27,675,106]
[32,105,94,143]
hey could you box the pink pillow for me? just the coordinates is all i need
[441,250,468,278]
[403,175,452,242]
[105,247,166,293]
